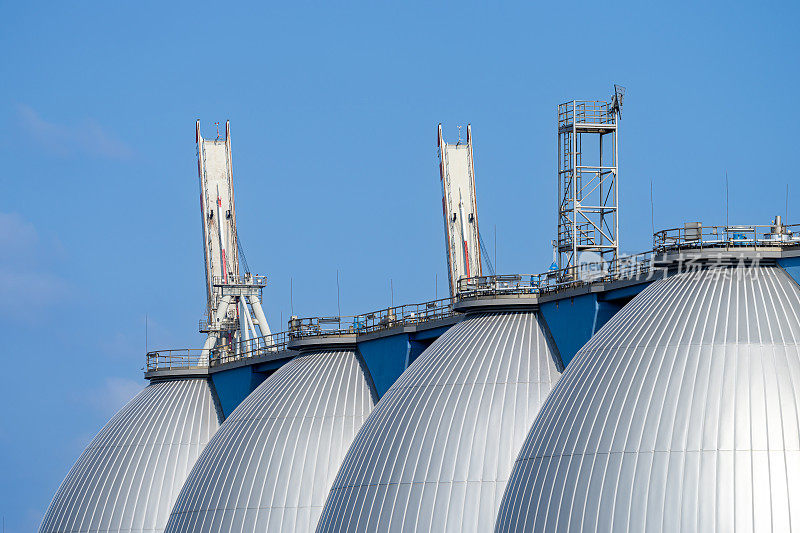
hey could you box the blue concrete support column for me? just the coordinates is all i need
[538,282,649,366]
[539,294,599,367]
[357,335,411,398]
[779,257,800,287]
[210,366,271,419]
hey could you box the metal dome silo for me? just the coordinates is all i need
[317,308,563,532]
[496,264,800,532]
[164,346,376,532]
[39,378,222,533]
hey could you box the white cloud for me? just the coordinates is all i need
[17,104,133,159]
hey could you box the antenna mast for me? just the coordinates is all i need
[557,85,624,278]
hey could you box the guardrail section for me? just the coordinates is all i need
[654,222,800,252]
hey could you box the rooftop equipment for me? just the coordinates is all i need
[557,86,623,278]
[684,221,702,240]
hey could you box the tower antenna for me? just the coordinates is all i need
[611,84,626,117]
[650,179,655,237]
[726,171,729,229]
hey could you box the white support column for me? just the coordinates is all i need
[241,297,260,348]
[200,334,216,367]
[248,294,273,345]
[238,297,251,345]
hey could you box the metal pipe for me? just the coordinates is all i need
[572,104,577,276]
[242,299,258,346]
[458,192,470,278]
[200,334,216,366]
[240,297,252,345]
[614,107,620,264]
[248,294,273,345]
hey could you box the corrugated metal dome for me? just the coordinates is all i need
[317,311,563,532]
[496,265,800,532]
[164,348,375,532]
[40,378,222,533]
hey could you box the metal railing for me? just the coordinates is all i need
[146,349,209,371]
[210,330,291,366]
[287,297,457,339]
[211,274,267,286]
[559,100,615,129]
[457,274,540,299]
[198,316,239,333]
[147,331,293,372]
[654,223,800,252]
[457,250,656,299]
[358,297,455,334]
[288,316,359,338]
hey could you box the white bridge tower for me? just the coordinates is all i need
[196,120,272,363]
[438,124,483,296]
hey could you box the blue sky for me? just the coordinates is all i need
[1,1,798,530]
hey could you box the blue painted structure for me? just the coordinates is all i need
[778,256,800,286]
[537,282,650,365]
[209,361,296,418]
[356,326,449,397]
[210,366,265,418]
[357,335,414,398]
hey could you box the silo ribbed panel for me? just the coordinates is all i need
[496,265,800,532]
[164,349,375,532]
[317,311,562,532]
[39,378,222,533]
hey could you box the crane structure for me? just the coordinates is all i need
[438,124,482,297]
[196,120,272,363]
[557,85,624,278]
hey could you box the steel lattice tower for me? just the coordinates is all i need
[557,86,624,277]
